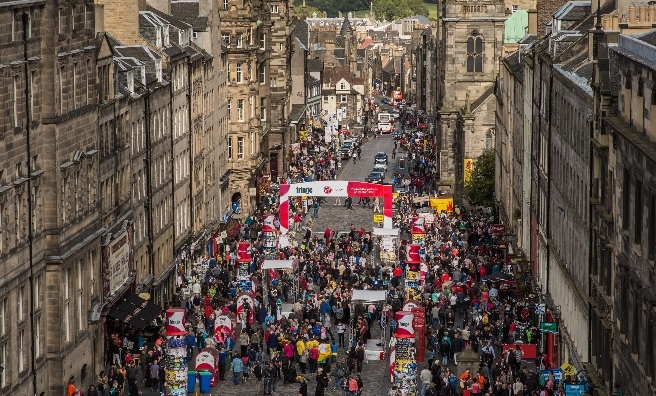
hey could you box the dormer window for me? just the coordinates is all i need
[340,82,346,90]
[127,71,134,93]
[156,59,163,83]
[163,26,170,46]
[156,27,162,48]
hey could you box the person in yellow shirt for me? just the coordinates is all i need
[296,339,306,356]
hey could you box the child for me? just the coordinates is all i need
[242,359,250,383]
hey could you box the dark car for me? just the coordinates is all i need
[366,172,384,183]
[374,152,388,164]
[381,97,392,105]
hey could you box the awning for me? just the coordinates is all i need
[372,228,400,236]
[262,260,295,270]
[351,290,387,302]
[107,293,162,329]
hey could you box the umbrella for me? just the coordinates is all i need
[481,272,514,281]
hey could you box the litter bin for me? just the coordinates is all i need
[187,371,197,393]
[199,370,213,393]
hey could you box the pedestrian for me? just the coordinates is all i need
[149,360,160,392]
[299,376,308,396]
[232,353,244,385]
[315,368,329,396]
[254,361,263,394]
[97,371,108,396]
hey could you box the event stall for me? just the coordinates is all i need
[262,260,299,307]
[351,289,388,361]
[261,215,278,259]
[404,244,424,300]
[236,242,253,293]
[164,308,189,396]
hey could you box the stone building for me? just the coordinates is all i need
[435,0,506,194]
[171,0,231,245]
[268,0,295,180]
[0,0,105,394]
[604,29,656,396]
[220,0,271,216]
[321,67,365,126]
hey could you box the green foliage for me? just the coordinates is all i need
[463,149,496,208]
[373,0,429,20]
[303,0,371,16]
[295,4,324,18]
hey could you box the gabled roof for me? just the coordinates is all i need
[323,67,354,85]
[359,37,373,49]
[340,16,353,37]
[470,85,495,113]
[144,6,192,32]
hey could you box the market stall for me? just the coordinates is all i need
[261,214,278,259]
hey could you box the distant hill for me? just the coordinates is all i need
[303,0,371,17]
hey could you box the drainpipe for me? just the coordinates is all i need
[23,11,38,396]
[187,60,195,246]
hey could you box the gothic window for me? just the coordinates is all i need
[467,32,483,73]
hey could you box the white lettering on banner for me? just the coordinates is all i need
[108,230,131,294]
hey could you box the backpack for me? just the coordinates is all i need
[336,366,345,378]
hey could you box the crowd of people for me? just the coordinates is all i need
[74,100,568,396]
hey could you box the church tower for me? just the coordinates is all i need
[435,0,505,196]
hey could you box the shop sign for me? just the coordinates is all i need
[463,158,474,184]
[540,321,558,333]
[106,229,132,296]
[373,214,384,222]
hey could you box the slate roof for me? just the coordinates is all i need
[553,1,591,21]
[145,6,192,32]
[334,48,345,60]
[171,1,209,31]
[636,30,656,46]
[290,104,307,123]
[323,67,354,84]
[406,15,430,24]
[114,45,160,62]
[307,58,324,72]
[470,85,495,112]
[294,19,309,48]
[503,50,523,83]
[340,16,353,36]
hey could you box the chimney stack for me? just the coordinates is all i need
[528,9,538,35]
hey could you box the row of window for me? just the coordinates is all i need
[227,62,267,84]
[226,96,267,123]
[622,168,656,259]
[220,0,279,12]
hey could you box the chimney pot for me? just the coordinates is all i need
[629,5,637,22]
[639,4,646,22]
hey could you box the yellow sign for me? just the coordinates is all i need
[430,197,454,213]
[411,233,425,243]
[464,158,474,185]
[405,271,419,281]
[373,214,384,223]
[560,362,576,377]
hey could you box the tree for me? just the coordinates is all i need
[463,149,496,208]
[406,0,429,17]
[294,4,324,18]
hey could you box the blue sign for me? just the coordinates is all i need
[539,369,563,385]
[565,383,589,396]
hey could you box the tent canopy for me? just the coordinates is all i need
[262,260,295,270]
[107,293,162,329]
[351,289,387,302]
[372,228,400,236]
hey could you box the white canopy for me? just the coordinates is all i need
[372,228,400,236]
[351,289,387,302]
[262,260,295,270]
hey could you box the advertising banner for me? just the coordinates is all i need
[262,215,276,232]
[394,311,415,338]
[195,351,215,372]
[236,292,255,324]
[411,217,426,234]
[165,308,187,336]
[430,197,454,213]
[464,158,474,184]
[405,244,421,264]
[105,229,133,296]
[236,242,252,262]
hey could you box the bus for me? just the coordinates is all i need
[378,113,392,123]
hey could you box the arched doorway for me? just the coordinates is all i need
[231,192,242,214]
